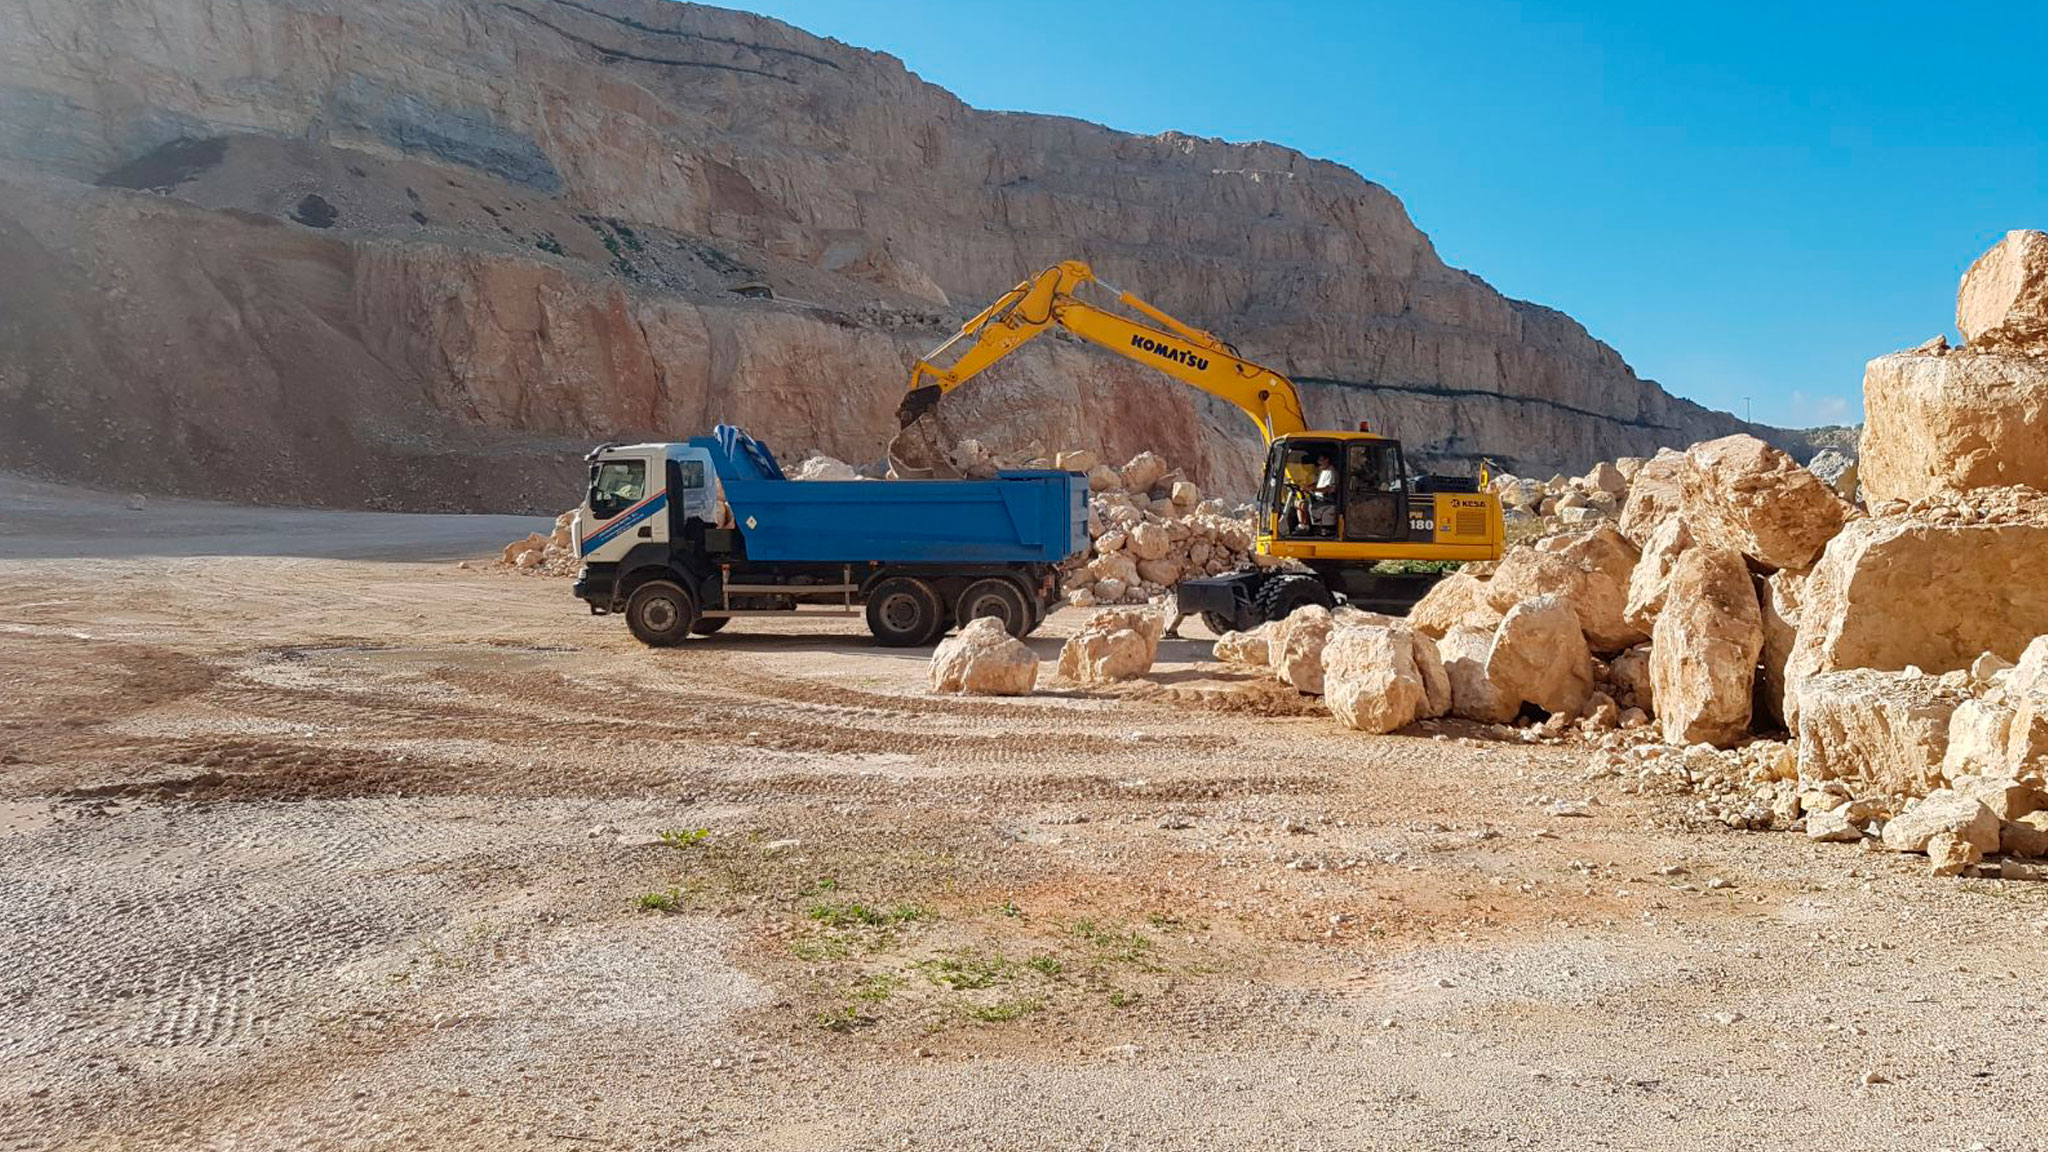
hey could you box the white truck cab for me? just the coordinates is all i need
[574,442,719,565]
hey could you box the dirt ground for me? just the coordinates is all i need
[2,476,2044,1152]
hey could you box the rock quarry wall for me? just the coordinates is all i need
[0,0,1779,510]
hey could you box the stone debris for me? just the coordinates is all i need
[1678,434,1849,573]
[1057,448,1259,607]
[929,616,1039,696]
[496,511,579,576]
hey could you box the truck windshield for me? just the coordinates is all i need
[589,459,647,520]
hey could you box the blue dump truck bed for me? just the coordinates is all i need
[694,434,1090,566]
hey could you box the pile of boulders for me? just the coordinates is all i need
[1051,449,1262,607]
[497,511,579,575]
[1210,230,2048,879]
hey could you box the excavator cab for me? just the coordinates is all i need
[1262,435,1410,544]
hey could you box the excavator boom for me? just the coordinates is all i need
[898,261,1308,442]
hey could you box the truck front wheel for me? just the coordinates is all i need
[625,580,698,646]
[866,577,945,647]
[954,578,1032,639]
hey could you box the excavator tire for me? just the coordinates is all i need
[1252,573,1335,625]
[1199,611,1246,637]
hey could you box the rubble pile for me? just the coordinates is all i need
[1053,449,1263,607]
[1231,229,2048,881]
[497,511,579,576]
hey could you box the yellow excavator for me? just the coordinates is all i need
[895,260,1504,632]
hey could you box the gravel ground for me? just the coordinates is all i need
[2,480,2044,1151]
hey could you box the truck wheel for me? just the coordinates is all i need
[625,580,698,646]
[953,578,1032,639]
[1252,573,1334,624]
[865,577,945,647]
[690,616,730,636]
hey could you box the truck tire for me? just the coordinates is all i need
[690,616,731,636]
[865,577,945,647]
[1252,573,1334,624]
[953,578,1033,639]
[625,580,698,646]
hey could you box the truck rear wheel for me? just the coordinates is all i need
[625,580,698,646]
[953,578,1032,639]
[866,577,945,647]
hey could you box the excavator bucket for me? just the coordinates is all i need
[896,384,945,428]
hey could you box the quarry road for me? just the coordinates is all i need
[1,493,2043,1152]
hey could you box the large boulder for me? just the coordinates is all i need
[1794,668,1969,796]
[1623,517,1692,633]
[1486,595,1593,717]
[1484,525,1644,653]
[1860,351,2048,503]
[1956,229,2048,353]
[1783,493,2048,721]
[930,617,1039,696]
[1273,605,1335,695]
[1323,624,1448,734]
[1943,698,2017,780]
[1058,608,1167,684]
[1678,435,1849,572]
[1440,625,1518,723]
[1408,570,1501,639]
[1649,548,1763,747]
[1880,789,2001,856]
[1617,449,1687,546]
[2003,634,2048,772]
[1119,452,1171,495]
[1212,624,1274,667]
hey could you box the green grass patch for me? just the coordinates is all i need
[918,951,1012,991]
[634,888,681,913]
[807,901,930,929]
[657,827,710,848]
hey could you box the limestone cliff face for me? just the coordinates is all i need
[0,0,1774,509]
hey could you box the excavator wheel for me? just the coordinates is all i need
[1199,611,1247,637]
[1252,574,1335,625]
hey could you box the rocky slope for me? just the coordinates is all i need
[0,0,1781,510]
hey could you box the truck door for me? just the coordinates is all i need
[579,452,667,562]
[1342,441,1408,543]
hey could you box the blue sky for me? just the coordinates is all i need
[725,0,2044,428]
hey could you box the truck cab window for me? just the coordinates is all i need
[589,460,647,520]
[678,460,706,489]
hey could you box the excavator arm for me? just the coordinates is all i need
[898,260,1309,443]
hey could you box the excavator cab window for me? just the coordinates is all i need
[1343,441,1408,542]
[1265,440,1342,539]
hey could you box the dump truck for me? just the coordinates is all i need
[571,426,1089,647]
